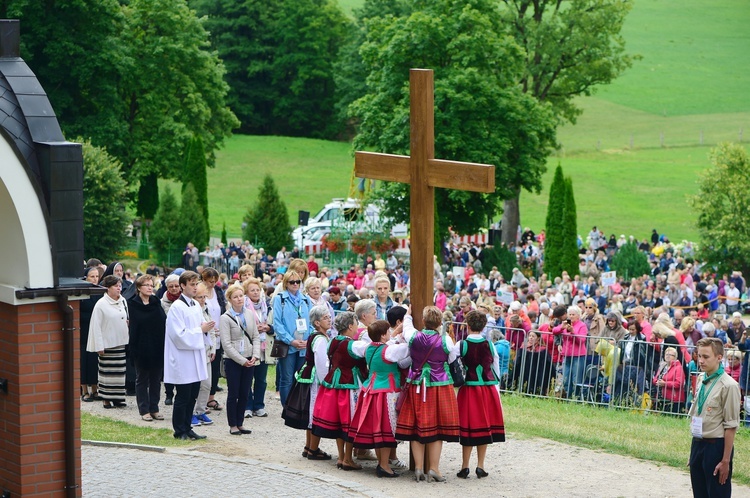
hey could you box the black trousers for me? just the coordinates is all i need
[690,437,733,498]
[135,365,162,415]
[172,381,201,437]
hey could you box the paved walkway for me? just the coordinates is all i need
[81,443,388,497]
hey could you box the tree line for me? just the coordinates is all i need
[5,0,635,261]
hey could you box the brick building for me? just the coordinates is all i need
[0,19,99,497]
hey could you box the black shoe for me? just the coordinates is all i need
[376,465,399,478]
[174,434,189,440]
[215,386,224,392]
[164,397,173,406]
[187,430,207,440]
[457,468,470,479]
[475,467,489,478]
[238,428,252,434]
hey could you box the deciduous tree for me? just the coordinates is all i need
[498,0,635,244]
[193,0,351,138]
[689,143,750,275]
[81,139,130,262]
[120,0,239,211]
[352,0,557,238]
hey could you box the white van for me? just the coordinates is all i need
[292,198,407,249]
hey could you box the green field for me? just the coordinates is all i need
[190,0,750,242]
[197,135,355,238]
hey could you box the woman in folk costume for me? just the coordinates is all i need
[395,306,460,482]
[452,310,505,479]
[347,319,410,478]
[311,312,368,471]
[281,305,333,460]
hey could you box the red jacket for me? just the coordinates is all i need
[653,360,686,403]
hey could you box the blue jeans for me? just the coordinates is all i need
[563,355,585,398]
[278,353,305,406]
[246,361,269,411]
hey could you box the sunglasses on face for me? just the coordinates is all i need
[288,280,301,285]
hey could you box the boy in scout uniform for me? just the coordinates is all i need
[688,337,741,498]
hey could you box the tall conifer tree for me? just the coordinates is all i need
[561,176,579,277]
[544,164,566,279]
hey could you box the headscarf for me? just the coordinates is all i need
[102,261,122,278]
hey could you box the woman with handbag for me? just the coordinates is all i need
[243,277,273,418]
[452,310,505,479]
[272,270,313,406]
[219,284,260,435]
[281,305,333,461]
[311,311,368,471]
[347,319,410,478]
[395,306,460,482]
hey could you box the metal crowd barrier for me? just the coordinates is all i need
[446,319,750,426]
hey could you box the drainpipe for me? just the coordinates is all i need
[57,294,78,498]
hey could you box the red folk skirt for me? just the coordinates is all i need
[395,383,459,444]
[457,384,505,446]
[311,385,357,441]
[348,390,399,449]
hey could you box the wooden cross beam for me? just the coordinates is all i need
[355,69,495,329]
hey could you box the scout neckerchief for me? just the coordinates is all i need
[696,364,725,416]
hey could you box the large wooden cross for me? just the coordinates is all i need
[355,69,496,329]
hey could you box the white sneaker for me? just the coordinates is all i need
[389,458,408,470]
[244,410,253,418]
[253,409,268,417]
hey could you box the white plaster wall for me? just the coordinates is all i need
[0,135,54,294]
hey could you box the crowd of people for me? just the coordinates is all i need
[80,254,507,480]
[78,225,749,482]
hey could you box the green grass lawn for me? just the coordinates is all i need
[518,145,733,242]
[198,136,744,243]
[162,135,355,238]
[596,0,750,116]
[503,394,750,486]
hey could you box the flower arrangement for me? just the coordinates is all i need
[351,232,370,255]
[322,233,347,253]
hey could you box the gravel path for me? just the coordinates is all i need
[81,388,750,497]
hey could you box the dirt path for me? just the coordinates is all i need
[82,391,750,497]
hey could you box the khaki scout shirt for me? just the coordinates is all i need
[688,371,741,439]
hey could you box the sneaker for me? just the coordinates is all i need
[164,396,173,406]
[389,458,408,470]
[191,415,201,428]
[197,413,213,426]
[244,410,253,419]
[253,409,268,417]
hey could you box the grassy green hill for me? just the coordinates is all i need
[190,0,750,242]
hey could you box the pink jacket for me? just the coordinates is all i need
[434,291,447,311]
[552,320,588,357]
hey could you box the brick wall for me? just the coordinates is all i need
[0,300,81,497]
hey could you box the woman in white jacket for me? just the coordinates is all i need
[86,275,129,409]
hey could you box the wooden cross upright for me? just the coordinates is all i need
[355,69,496,329]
